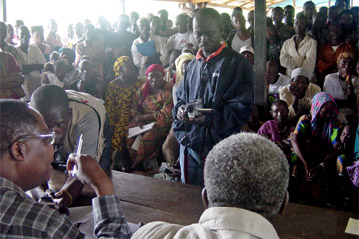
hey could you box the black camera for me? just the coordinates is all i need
[185,99,213,119]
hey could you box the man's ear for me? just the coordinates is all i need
[278,190,289,215]
[201,187,209,209]
[9,141,26,161]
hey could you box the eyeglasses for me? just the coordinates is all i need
[9,132,56,148]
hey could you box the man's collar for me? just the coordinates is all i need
[196,42,226,62]
[0,176,30,199]
[199,207,280,239]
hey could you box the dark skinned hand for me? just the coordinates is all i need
[134,115,144,128]
[188,114,206,125]
[177,105,188,121]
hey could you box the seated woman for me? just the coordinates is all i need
[279,67,321,121]
[324,53,359,124]
[71,59,105,99]
[125,64,173,172]
[104,56,142,169]
[291,92,342,203]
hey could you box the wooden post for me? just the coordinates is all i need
[120,0,125,14]
[253,0,267,106]
[1,0,6,22]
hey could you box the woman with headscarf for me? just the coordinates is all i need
[173,53,195,105]
[324,53,359,123]
[104,56,142,169]
[124,64,173,172]
[291,92,342,202]
[161,53,195,168]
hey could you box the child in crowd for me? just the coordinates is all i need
[241,105,263,133]
[41,62,63,88]
[50,51,59,63]
[258,100,292,142]
[72,59,105,99]
[258,100,293,159]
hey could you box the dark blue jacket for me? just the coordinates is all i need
[173,46,254,153]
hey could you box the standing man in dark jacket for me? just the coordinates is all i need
[173,8,254,186]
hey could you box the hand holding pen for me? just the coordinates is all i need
[71,134,83,177]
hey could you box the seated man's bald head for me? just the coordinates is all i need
[30,85,69,119]
[30,85,71,146]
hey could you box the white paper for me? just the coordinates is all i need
[128,122,155,138]
[345,218,359,235]
[68,206,140,238]
[131,135,142,151]
[68,206,93,223]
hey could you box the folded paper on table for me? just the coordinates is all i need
[136,40,157,56]
[68,206,140,238]
[345,218,359,235]
[128,122,155,138]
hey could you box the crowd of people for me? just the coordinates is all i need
[1,1,359,237]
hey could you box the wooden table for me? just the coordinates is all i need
[49,169,358,239]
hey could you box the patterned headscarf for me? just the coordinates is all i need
[175,53,195,83]
[310,92,339,143]
[113,56,130,77]
[337,52,354,65]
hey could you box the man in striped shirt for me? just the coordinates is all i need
[0,100,132,239]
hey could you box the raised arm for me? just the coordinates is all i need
[67,154,132,239]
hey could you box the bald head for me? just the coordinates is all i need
[30,85,69,119]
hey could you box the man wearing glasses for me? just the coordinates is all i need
[0,100,132,238]
[173,8,254,186]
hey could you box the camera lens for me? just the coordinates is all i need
[187,105,194,113]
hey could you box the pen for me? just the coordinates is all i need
[72,134,83,177]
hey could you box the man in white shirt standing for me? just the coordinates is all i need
[16,25,46,101]
[280,13,317,78]
[167,14,197,53]
[131,18,169,76]
[132,133,289,239]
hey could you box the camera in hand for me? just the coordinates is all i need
[185,99,213,119]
